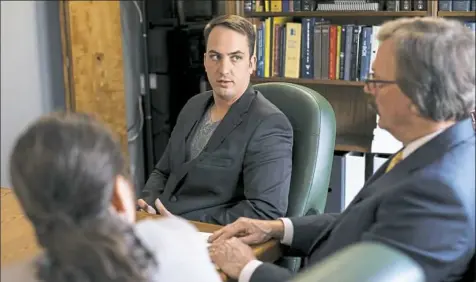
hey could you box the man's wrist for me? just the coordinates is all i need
[268,219,285,240]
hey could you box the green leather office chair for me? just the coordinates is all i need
[254,82,336,271]
[291,242,426,282]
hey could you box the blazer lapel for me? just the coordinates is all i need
[173,93,214,165]
[204,86,256,153]
[171,86,257,194]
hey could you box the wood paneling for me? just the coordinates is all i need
[61,1,128,155]
[304,84,376,150]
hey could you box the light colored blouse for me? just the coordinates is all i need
[1,216,222,282]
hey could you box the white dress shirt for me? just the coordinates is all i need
[238,129,444,282]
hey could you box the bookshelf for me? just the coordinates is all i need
[225,0,474,153]
[251,77,364,87]
[245,11,429,17]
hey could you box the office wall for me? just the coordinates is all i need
[0,1,66,187]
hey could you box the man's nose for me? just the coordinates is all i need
[218,57,232,75]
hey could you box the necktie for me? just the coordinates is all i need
[385,151,403,173]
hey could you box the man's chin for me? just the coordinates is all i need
[213,89,235,100]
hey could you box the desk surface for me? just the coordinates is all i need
[0,188,281,281]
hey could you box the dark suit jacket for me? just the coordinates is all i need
[251,118,475,282]
[141,85,293,225]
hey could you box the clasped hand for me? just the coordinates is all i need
[207,217,282,279]
[137,198,173,216]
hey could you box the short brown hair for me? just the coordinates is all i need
[204,15,256,57]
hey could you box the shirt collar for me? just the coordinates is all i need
[402,129,444,159]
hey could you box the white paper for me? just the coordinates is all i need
[200,232,212,246]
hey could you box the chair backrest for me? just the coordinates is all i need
[254,82,336,216]
[291,242,426,282]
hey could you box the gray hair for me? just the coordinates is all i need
[377,17,475,121]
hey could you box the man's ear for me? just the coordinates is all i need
[249,55,257,74]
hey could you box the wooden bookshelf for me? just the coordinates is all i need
[230,1,438,152]
[437,11,476,18]
[335,144,369,153]
[251,77,365,87]
[245,11,429,18]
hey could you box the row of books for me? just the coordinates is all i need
[438,0,476,11]
[253,17,379,82]
[244,0,428,12]
[253,18,475,82]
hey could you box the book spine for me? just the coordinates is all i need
[321,25,330,80]
[329,25,337,80]
[343,25,354,81]
[359,27,372,81]
[339,25,346,80]
[453,0,471,11]
[314,22,323,79]
[300,18,314,78]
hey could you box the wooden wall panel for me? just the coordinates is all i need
[61,1,128,155]
[305,84,376,151]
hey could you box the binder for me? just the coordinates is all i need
[325,151,366,213]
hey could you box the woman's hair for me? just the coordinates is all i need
[9,112,156,282]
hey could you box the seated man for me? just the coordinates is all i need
[208,17,475,282]
[137,15,293,225]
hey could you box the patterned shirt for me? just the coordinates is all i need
[186,104,221,161]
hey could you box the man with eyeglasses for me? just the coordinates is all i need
[208,17,475,282]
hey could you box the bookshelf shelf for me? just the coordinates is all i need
[251,77,365,87]
[335,144,369,153]
[245,11,428,18]
[437,11,476,18]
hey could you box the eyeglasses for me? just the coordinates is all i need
[364,73,397,90]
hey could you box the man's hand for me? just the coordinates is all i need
[209,237,256,279]
[137,198,173,216]
[208,217,285,245]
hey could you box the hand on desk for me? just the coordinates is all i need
[209,237,256,279]
[137,198,173,216]
[208,217,284,245]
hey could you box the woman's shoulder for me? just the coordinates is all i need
[134,216,222,282]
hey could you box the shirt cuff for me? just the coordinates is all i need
[279,217,294,246]
[238,259,263,282]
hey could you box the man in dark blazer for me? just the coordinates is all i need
[137,15,293,225]
[208,17,475,282]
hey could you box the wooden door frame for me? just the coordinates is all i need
[59,0,75,111]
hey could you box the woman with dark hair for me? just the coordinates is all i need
[1,112,221,282]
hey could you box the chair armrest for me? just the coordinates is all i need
[291,242,425,282]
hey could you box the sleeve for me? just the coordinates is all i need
[200,113,294,225]
[248,262,293,282]
[361,175,474,282]
[287,213,340,256]
[140,95,196,206]
[134,217,222,282]
[280,217,294,246]
[140,142,171,206]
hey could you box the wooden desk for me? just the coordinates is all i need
[1,188,282,281]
